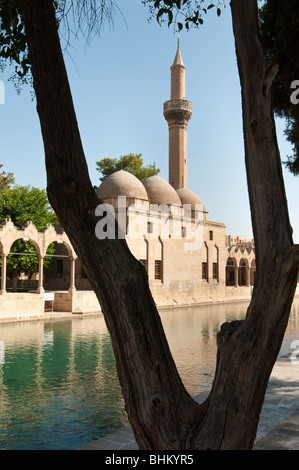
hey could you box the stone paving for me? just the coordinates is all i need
[78,353,299,451]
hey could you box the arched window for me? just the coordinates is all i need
[7,239,39,292]
[44,241,72,291]
[226,257,236,286]
[238,258,247,286]
[202,242,208,281]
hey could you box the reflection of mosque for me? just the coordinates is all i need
[0,45,297,320]
[0,316,128,448]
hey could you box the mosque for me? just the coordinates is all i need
[0,44,269,320]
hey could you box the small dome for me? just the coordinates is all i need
[143,175,182,206]
[176,187,206,212]
[176,188,207,212]
[96,170,148,201]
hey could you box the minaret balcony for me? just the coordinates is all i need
[163,99,192,122]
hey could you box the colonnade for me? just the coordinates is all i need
[0,219,76,295]
[226,256,256,287]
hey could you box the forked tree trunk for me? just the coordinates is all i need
[21,0,299,450]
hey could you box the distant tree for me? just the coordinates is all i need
[0,163,15,189]
[96,153,160,182]
[0,185,58,290]
[259,0,299,175]
[0,185,58,229]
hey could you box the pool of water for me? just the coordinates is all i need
[0,297,298,450]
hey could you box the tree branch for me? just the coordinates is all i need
[263,63,279,97]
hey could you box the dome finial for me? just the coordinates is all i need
[177,33,180,49]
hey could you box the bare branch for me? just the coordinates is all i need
[263,62,279,97]
[57,0,126,46]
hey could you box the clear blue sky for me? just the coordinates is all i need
[0,1,298,241]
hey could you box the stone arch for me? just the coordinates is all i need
[44,237,74,258]
[43,241,74,291]
[154,236,163,282]
[250,259,256,286]
[211,244,219,282]
[7,234,41,257]
[202,242,208,281]
[226,256,237,286]
[7,237,40,292]
[238,258,249,286]
[139,237,149,274]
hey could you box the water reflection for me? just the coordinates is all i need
[0,317,127,450]
[0,297,298,450]
[160,301,250,395]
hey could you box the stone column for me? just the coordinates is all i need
[69,256,76,291]
[234,265,238,288]
[37,255,44,294]
[1,253,7,294]
[246,265,250,287]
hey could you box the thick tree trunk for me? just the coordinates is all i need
[20,0,202,450]
[21,0,299,450]
[196,0,299,448]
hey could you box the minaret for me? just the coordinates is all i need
[163,39,192,189]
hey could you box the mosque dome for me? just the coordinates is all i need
[96,170,148,201]
[176,187,206,212]
[142,175,182,207]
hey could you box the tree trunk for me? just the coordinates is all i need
[20,0,299,450]
[12,270,18,292]
[195,0,299,448]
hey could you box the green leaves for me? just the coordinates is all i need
[0,184,58,230]
[0,163,15,189]
[157,7,173,26]
[259,0,299,175]
[96,153,160,182]
[0,183,58,278]
[144,1,225,31]
[0,0,31,84]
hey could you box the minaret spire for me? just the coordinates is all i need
[163,41,192,189]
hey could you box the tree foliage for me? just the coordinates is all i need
[142,0,225,31]
[0,184,58,229]
[0,0,29,89]
[0,0,121,91]
[96,153,160,182]
[259,0,299,175]
[0,163,15,189]
[0,185,58,280]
